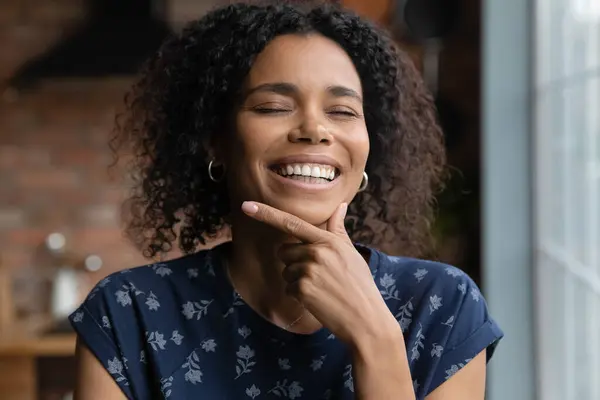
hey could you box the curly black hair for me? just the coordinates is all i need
[112,0,446,259]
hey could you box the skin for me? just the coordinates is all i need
[74,34,486,399]
[224,34,370,331]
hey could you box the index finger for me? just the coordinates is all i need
[241,201,328,243]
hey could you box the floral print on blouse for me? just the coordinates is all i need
[69,243,503,399]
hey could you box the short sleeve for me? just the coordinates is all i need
[426,272,503,394]
[69,274,155,400]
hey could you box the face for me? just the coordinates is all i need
[223,34,369,226]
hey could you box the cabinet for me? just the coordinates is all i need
[0,262,76,399]
[342,0,392,24]
[0,332,76,400]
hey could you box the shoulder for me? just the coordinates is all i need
[371,249,477,314]
[369,248,504,397]
[375,251,467,286]
[68,248,223,398]
[71,247,222,330]
[85,249,218,300]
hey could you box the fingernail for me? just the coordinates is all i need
[241,201,258,214]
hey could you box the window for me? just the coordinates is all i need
[534,0,600,398]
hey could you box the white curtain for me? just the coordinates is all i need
[534,0,600,398]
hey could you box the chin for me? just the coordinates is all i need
[266,198,335,227]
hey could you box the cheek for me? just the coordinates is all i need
[226,115,282,185]
[349,129,370,170]
[360,137,370,167]
[227,117,267,165]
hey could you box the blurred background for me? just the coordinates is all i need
[0,0,597,399]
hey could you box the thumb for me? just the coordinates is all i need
[326,203,349,237]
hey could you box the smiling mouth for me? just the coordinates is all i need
[269,163,340,184]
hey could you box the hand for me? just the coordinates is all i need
[241,201,400,347]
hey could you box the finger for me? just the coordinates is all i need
[285,279,303,299]
[277,243,313,265]
[241,201,328,243]
[285,276,312,300]
[326,202,349,237]
[281,263,305,284]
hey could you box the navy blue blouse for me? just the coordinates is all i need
[69,243,503,399]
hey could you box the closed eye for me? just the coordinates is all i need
[253,107,291,114]
[327,107,361,118]
[330,110,357,117]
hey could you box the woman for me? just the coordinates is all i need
[71,1,503,399]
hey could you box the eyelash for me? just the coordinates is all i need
[329,110,357,117]
[253,108,289,114]
[253,108,358,118]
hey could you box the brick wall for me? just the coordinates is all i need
[0,1,223,309]
[0,78,146,277]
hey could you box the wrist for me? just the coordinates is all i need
[350,320,415,399]
[350,316,404,358]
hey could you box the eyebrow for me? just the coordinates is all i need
[244,83,297,98]
[243,82,362,102]
[327,85,363,102]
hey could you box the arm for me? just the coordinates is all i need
[352,334,487,400]
[425,350,486,400]
[74,337,127,400]
[351,323,416,400]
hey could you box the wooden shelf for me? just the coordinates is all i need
[0,333,76,400]
[0,333,76,357]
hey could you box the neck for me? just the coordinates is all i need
[226,213,322,332]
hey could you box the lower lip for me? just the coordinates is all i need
[269,170,340,191]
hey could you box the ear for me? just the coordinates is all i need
[206,115,236,164]
[203,136,225,164]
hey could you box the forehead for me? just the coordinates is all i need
[246,33,363,94]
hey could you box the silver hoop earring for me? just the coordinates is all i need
[208,159,225,183]
[358,171,368,192]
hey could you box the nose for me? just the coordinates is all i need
[288,120,333,145]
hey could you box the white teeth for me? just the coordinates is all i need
[274,163,337,181]
[301,165,311,176]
